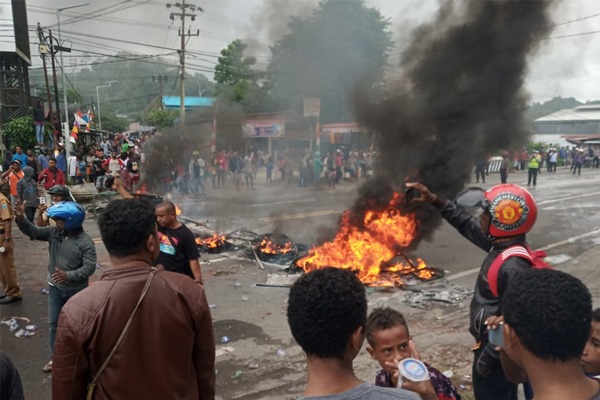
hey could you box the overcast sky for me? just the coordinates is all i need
[24,0,600,103]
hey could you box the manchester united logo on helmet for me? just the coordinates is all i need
[489,193,530,231]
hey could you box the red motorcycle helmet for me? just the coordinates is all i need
[455,184,537,238]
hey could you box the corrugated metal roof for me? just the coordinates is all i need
[162,96,215,109]
[535,105,600,122]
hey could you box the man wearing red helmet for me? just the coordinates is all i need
[406,182,537,400]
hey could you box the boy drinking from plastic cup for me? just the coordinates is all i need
[366,307,461,400]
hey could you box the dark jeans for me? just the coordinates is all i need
[500,169,508,184]
[573,163,582,175]
[473,347,518,400]
[549,162,557,173]
[24,207,36,223]
[48,285,86,355]
[527,168,538,187]
[475,169,486,183]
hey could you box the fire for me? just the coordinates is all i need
[296,192,437,286]
[175,204,182,216]
[257,236,294,255]
[195,234,227,249]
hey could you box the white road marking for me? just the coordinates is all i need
[446,228,600,281]
[537,191,600,206]
[247,199,316,207]
[259,210,338,222]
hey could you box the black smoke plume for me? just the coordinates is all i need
[351,0,555,245]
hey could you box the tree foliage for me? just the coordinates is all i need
[2,115,51,150]
[214,40,263,111]
[100,113,128,132]
[28,55,214,118]
[146,108,175,129]
[264,0,393,123]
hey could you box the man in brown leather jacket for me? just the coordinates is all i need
[52,199,215,399]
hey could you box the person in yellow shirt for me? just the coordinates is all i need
[527,150,540,188]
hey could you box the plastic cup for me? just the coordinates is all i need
[398,358,429,382]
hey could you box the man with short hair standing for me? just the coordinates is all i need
[52,199,215,399]
[154,201,204,284]
[11,147,27,167]
[37,148,50,172]
[188,151,206,195]
[38,158,66,191]
[93,151,107,192]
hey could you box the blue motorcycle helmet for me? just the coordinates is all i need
[46,202,86,231]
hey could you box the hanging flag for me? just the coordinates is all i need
[71,124,79,140]
[75,113,88,126]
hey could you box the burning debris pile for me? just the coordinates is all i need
[195,234,235,253]
[252,234,307,264]
[293,190,443,287]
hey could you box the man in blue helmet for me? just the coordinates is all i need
[14,200,96,373]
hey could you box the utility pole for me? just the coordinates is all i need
[153,75,168,110]
[57,3,88,160]
[36,23,56,145]
[48,29,62,144]
[166,1,202,126]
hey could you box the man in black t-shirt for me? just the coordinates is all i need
[154,201,203,284]
[126,153,140,190]
[93,152,107,191]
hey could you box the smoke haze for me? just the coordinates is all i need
[352,0,556,244]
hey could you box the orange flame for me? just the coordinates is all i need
[296,192,436,286]
[195,233,227,249]
[257,237,294,255]
[175,205,182,216]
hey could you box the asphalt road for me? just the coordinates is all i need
[2,165,600,399]
[180,166,600,280]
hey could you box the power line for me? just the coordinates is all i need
[544,30,600,40]
[553,12,600,27]
[28,4,273,49]
[56,28,221,57]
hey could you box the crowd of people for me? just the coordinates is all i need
[0,172,599,399]
[479,145,600,187]
[2,128,600,399]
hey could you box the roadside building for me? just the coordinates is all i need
[534,105,600,146]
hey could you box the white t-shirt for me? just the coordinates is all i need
[108,158,122,177]
[68,156,78,177]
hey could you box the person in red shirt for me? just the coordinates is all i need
[38,158,66,190]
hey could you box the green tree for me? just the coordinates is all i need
[100,113,128,132]
[214,40,263,110]
[2,115,51,150]
[147,108,175,129]
[264,0,393,123]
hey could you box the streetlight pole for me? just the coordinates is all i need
[57,2,89,155]
[96,81,116,130]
